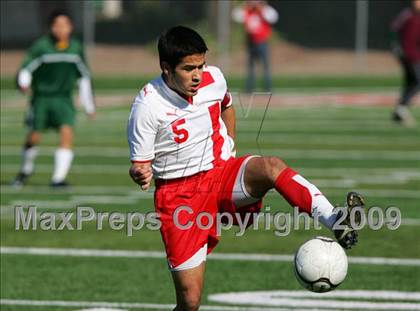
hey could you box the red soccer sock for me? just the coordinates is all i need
[274,167,313,214]
[274,167,337,229]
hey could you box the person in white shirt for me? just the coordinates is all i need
[127,26,364,311]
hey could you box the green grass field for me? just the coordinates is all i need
[1,85,420,311]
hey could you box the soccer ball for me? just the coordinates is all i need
[294,236,348,293]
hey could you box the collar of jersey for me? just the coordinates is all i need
[160,75,194,105]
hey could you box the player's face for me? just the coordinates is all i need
[51,15,73,42]
[166,53,206,97]
[414,0,420,11]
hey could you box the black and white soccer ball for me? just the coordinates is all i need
[294,236,348,293]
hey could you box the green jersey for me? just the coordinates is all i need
[19,35,90,97]
[19,35,95,130]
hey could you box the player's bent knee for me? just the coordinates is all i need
[265,156,287,181]
[26,132,41,146]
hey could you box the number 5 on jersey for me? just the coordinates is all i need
[172,118,189,144]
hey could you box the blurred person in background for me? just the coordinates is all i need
[391,0,420,126]
[232,0,278,93]
[11,10,95,188]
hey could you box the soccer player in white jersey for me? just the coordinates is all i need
[127,26,364,311]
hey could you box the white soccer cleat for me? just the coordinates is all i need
[393,105,417,127]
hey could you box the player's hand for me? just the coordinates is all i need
[18,86,29,94]
[87,111,96,120]
[129,163,153,191]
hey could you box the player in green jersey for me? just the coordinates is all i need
[11,10,95,187]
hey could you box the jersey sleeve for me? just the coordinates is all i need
[221,91,233,108]
[127,95,158,162]
[78,77,95,114]
[20,40,43,72]
[76,44,91,78]
[262,5,278,24]
[17,40,43,89]
[75,43,95,113]
[209,66,232,108]
[232,6,245,23]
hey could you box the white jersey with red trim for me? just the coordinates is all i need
[127,65,234,179]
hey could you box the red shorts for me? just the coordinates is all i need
[154,156,263,269]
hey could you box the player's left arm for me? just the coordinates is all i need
[221,104,236,140]
[218,69,236,155]
[220,91,235,138]
[221,98,236,156]
[260,3,278,24]
[77,46,96,119]
[401,18,420,64]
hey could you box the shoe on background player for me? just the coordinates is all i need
[392,104,417,127]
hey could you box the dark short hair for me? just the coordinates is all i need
[158,26,208,69]
[48,10,72,27]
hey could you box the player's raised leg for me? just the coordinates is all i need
[171,262,205,311]
[243,156,364,248]
[11,131,41,186]
[50,125,74,187]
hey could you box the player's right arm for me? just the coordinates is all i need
[16,39,44,93]
[232,6,245,23]
[127,90,158,191]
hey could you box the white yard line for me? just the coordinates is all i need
[2,164,419,175]
[2,165,420,185]
[1,164,128,174]
[1,247,420,266]
[402,218,420,226]
[0,299,295,311]
[9,187,417,199]
[3,290,420,311]
[2,165,420,188]
[208,290,420,310]
[0,185,148,195]
[2,146,420,160]
[0,194,149,214]
[9,201,76,209]
[1,185,420,199]
[8,196,139,208]
[210,290,420,300]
